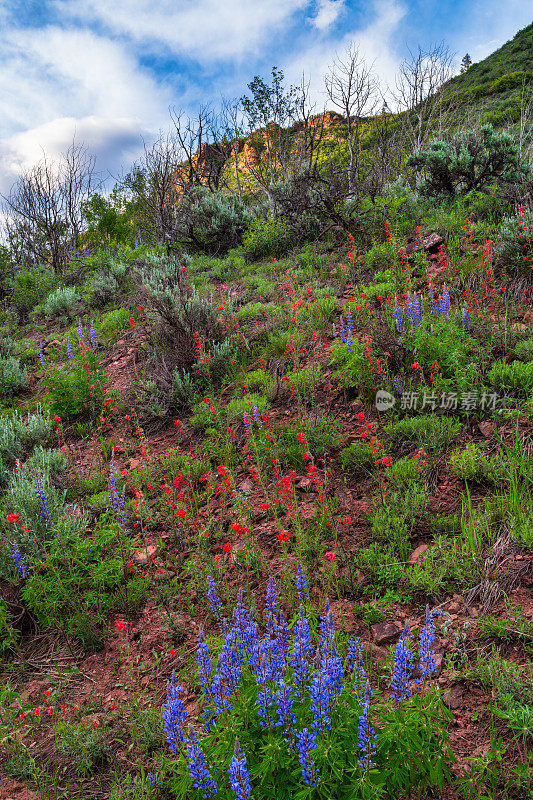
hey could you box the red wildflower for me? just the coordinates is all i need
[276,531,291,544]
[115,619,126,631]
[324,551,336,561]
[7,513,22,524]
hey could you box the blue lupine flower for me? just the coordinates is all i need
[185,728,219,798]
[415,609,443,690]
[243,413,251,435]
[339,317,347,343]
[393,377,404,394]
[358,681,377,772]
[147,771,161,786]
[252,406,262,427]
[296,728,318,786]
[412,295,421,326]
[429,290,439,314]
[12,543,29,579]
[393,298,402,333]
[34,474,51,526]
[274,679,296,729]
[228,739,253,800]
[391,622,414,701]
[162,677,187,753]
[256,684,275,727]
[346,310,354,337]
[310,664,334,732]
[291,606,313,696]
[77,320,84,345]
[108,457,126,524]
[462,305,472,331]
[439,286,450,318]
[196,626,212,693]
[271,612,290,681]
[346,637,367,698]
[66,340,74,359]
[39,341,46,366]
[295,563,308,603]
[206,576,223,623]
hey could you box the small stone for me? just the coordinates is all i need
[238,478,254,493]
[443,683,464,709]
[478,421,494,438]
[371,621,401,645]
[296,477,311,489]
[133,545,158,565]
[409,544,428,564]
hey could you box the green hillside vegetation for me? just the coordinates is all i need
[443,22,533,126]
[0,23,532,800]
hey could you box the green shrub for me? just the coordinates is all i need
[489,359,533,392]
[514,337,533,361]
[11,270,56,320]
[242,216,293,261]
[0,406,52,465]
[42,286,80,320]
[384,415,463,454]
[499,209,533,273]
[409,124,528,197]
[287,364,323,405]
[176,187,253,256]
[171,369,199,410]
[236,301,278,322]
[340,441,375,472]
[90,257,129,307]
[45,351,106,422]
[0,356,28,397]
[242,369,274,397]
[54,721,110,777]
[21,519,139,648]
[449,443,505,484]
[97,307,131,344]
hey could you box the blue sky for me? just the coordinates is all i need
[0,0,531,193]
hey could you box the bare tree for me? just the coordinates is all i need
[518,75,533,166]
[220,98,246,201]
[170,105,229,194]
[392,42,455,158]
[126,133,182,253]
[325,44,379,192]
[2,143,96,272]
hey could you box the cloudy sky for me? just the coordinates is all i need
[0,0,530,194]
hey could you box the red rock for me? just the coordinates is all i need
[371,621,401,645]
[409,544,428,564]
[133,545,158,565]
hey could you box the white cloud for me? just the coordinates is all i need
[285,0,406,105]
[312,0,345,31]
[0,25,172,193]
[55,0,311,61]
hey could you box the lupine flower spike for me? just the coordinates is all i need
[185,727,219,798]
[12,544,29,578]
[391,621,414,702]
[228,738,254,800]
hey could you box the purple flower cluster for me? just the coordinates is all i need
[185,728,219,798]
[34,474,52,526]
[393,297,403,332]
[228,739,253,800]
[108,457,126,524]
[180,576,443,795]
[12,543,28,579]
[462,305,472,331]
[162,677,187,753]
[66,340,74,360]
[391,622,415,702]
